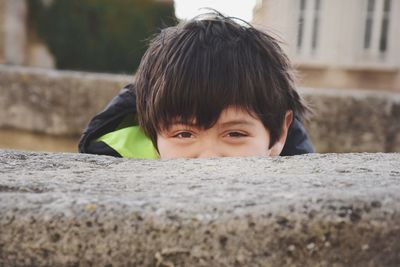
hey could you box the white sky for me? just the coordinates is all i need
[174,0,258,22]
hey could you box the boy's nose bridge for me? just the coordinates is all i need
[197,149,223,158]
[196,139,224,158]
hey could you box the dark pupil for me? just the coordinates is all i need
[181,132,192,138]
[230,132,241,137]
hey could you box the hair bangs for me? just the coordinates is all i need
[150,32,263,133]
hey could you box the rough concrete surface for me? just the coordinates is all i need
[0,150,399,266]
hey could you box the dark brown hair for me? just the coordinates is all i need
[135,12,307,149]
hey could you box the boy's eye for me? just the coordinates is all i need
[173,131,193,138]
[226,131,247,138]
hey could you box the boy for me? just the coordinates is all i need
[79,12,314,159]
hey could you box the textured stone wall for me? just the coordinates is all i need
[0,150,399,266]
[303,88,400,153]
[1,65,400,152]
[0,65,130,136]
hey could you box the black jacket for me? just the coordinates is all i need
[79,84,314,157]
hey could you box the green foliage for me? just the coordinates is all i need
[29,0,176,73]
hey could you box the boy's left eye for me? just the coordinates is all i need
[226,131,247,138]
[173,131,193,138]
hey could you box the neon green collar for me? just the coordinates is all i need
[96,126,158,159]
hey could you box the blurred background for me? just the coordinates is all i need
[0,0,399,153]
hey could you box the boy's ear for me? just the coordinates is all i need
[269,110,293,156]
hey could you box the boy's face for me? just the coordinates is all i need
[156,107,292,159]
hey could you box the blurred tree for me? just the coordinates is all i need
[28,0,176,73]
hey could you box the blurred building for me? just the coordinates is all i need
[253,0,400,91]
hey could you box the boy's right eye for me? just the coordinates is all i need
[172,131,193,138]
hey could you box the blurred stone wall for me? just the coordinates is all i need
[0,65,130,136]
[303,88,400,153]
[0,65,399,152]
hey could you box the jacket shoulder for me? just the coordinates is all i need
[78,84,137,156]
[281,118,314,156]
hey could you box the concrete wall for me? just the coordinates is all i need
[0,150,400,266]
[1,65,400,152]
[298,67,400,92]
